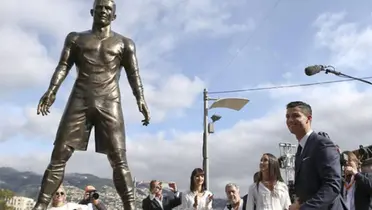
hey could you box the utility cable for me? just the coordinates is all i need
[208,76,372,94]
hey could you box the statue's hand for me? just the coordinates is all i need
[137,99,150,126]
[37,90,56,116]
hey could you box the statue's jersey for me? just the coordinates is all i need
[68,31,127,102]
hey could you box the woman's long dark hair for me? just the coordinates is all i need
[256,153,283,189]
[189,168,206,192]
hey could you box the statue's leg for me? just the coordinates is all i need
[107,149,135,210]
[33,144,74,210]
[33,98,90,210]
[94,102,133,210]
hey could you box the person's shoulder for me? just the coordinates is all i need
[313,132,335,147]
[112,32,135,48]
[276,181,288,187]
[276,181,289,190]
[205,190,213,195]
[142,195,150,203]
[64,31,83,43]
[248,182,258,191]
[183,190,193,195]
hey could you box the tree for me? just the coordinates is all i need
[0,189,15,210]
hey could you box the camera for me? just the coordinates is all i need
[88,190,99,200]
[358,145,372,162]
[317,131,330,139]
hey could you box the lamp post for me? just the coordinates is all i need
[278,143,296,184]
[278,142,296,203]
[133,176,137,210]
[202,88,249,190]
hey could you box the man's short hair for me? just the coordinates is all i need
[225,183,239,191]
[286,101,312,116]
[149,180,159,190]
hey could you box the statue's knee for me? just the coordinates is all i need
[107,149,128,168]
[50,144,74,164]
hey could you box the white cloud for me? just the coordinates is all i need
[314,12,372,71]
[120,74,205,123]
[2,82,372,197]
[0,0,253,123]
[0,0,256,197]
[0,25,54,89]
[4,1,372,201]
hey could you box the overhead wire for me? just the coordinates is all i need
[208,76,372,94]
[223,0,282,69]
[208,0,283,81]
[207,1,370,95]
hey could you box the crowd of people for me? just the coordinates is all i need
[139,101,372,210]
[45,101,372,210]
[48,185,107,210]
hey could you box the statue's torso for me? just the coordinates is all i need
[71,31,126,100]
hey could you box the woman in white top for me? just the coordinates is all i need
[247,153,291,210]
[178,168,213,210]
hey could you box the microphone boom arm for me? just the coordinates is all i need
[324,66,372,86]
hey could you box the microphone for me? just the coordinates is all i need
[304,65,325,76]
[304,64,372,86]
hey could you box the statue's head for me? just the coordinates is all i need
[90,0,116,26]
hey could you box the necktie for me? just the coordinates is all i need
[295,145,302,168]
[296,145,302,156]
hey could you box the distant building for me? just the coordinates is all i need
[7,196,35,210]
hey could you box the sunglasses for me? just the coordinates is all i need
[55,191,65,196]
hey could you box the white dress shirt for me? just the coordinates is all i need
[150,194,164,209]
[48,202,90,210]
[246,181,291,210]
[344,181,356,210]
[223,199,244,210]
[177,190,213,210]
[298,130,313,154]
[149,192,180,209]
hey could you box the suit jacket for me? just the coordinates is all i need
[341,172,372,210]
[142,193,182,210]
[294,132,347,210]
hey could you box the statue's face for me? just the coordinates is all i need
[91,0,116,26]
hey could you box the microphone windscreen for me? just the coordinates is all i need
[304,65,322,76]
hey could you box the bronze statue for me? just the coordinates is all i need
[33,0,150,209]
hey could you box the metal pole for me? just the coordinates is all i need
[133,177,137,210]
[202,88,209,190]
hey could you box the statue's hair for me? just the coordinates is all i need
[92,0,116,13]
[93,0,116,7]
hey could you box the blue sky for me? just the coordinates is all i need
[1,0,372,197]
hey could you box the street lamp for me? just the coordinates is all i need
[208,114,221,134]
[278,143,296,184]
[133,177,137,210]
[278,143,296,203]
[202,88,249,190]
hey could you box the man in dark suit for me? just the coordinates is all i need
[142,180,182,210]
[341,151,372,210]
[285,101,346,210]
